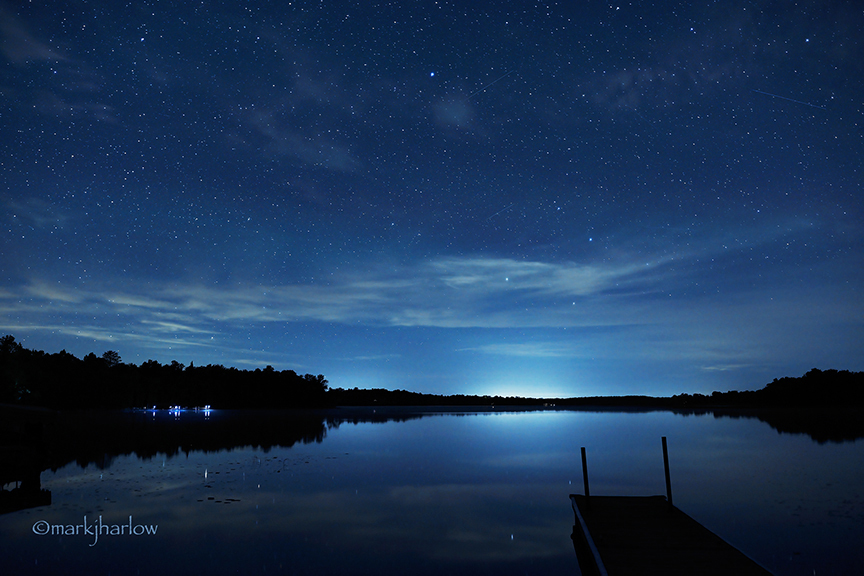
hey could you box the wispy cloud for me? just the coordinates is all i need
[433,97,474,129]
[246,109,361,172]
[139,320,213,334]
[428,256,651,297]
[2,235,858,371]
[0,7,68,65]
[345,353,402,362]
[25,281,83,303]
[0,255,668,355]
[701,363,754,372]
[458,342,580,358]
[7,198,72,229]
[107,294,174,309]
[0,251,742,333]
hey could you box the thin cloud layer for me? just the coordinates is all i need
[6,254,667,335]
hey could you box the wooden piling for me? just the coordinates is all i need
[662,436,672,506]
[581,446,590,498]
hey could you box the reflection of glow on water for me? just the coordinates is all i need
[6,411,863,576]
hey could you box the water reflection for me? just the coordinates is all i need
[3,406,861,484]
[1,407,863,575]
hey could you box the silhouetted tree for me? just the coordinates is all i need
[0,335,26,402]
[102,350,121,367]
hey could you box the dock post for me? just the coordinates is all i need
[662,436,672,506]
[581,447,590,497]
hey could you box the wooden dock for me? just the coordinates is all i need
[570,494,772,575]
[569,439,773,575]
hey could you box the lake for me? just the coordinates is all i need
[1,407,862,575]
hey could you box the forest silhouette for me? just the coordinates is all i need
[0,335,328,409]
[1,335,862,410]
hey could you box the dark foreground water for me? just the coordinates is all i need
[1,407,862,575]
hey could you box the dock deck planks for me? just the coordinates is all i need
[570,494,773,576]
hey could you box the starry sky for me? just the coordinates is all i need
[2,0,862,398]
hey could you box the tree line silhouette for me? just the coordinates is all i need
[2,335,862,410]
[327,368,864,408]
[669,368,864,408]
[0,335,328,409]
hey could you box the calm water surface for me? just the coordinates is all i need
[1,408,862,575]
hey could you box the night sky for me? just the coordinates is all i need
[2,1,862,397]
